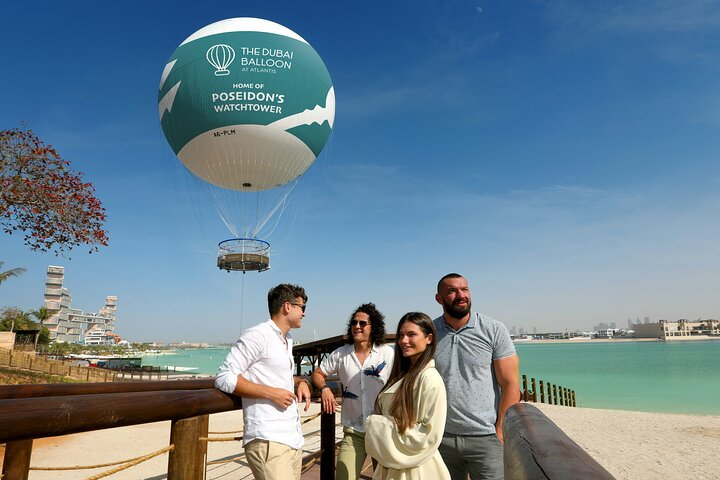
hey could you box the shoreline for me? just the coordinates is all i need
[513,337,660,344]
[513,336,720,344]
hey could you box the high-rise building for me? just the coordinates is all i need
[42,266,118,344]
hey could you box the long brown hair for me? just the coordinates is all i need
[374,312,437,434]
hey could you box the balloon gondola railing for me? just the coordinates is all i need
[217,238,270,273]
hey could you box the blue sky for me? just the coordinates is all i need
[1,1,719,343]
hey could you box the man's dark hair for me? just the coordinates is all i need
[437,273,464,293]
[345,302,387,346]
[268,284,307,316]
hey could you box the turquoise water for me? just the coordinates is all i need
[515,340,720,415]
[143,340,720,415]
[141,347,230,375]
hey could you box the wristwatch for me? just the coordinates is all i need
[319,384,331,391]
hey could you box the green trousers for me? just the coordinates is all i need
[336,427,375,480]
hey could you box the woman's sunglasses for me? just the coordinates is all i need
[350,320,369,328]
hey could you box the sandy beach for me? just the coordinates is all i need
[4,402,719,479]
[533,403,720,480]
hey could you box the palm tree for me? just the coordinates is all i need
[0,261,26,285]
[30,306,52,325]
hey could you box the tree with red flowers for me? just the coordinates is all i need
[0,127,109,255]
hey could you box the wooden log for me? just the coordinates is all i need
[168,416,203,480]
[0,388,242,444]
[0,378,216,399]
[552,384,558,405]
[1,439,33,480]
[571,390,576,407]
[320,410,336,480]
[522,374,528,401]
[539,380,545,403]
[503,403,615,479]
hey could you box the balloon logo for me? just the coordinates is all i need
[206,44,235,76]
[158,17,335,272]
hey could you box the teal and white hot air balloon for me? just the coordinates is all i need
[158,18,335,272]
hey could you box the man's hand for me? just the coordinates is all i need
[296,381,311,412]
[267,387,298,409]
[496,425,505,444]
[320,387,337,414]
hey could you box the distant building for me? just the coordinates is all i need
[592,322,610,332]
[633,319,719,339]
[42,266,118,345]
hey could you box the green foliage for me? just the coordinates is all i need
[0,306,31,330]
[0,306,51,345]
[0,260,26,285]
[1,127,108,255]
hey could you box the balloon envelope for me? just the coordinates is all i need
[159,17,335,191]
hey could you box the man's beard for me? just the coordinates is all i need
[443,299,471,319]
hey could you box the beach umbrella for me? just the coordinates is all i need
[158,17,335,271]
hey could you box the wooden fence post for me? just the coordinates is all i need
[552,384,558,405]
[530,378,537,402]
[539,380,545,403]
[1,439,33,480]
[571,390,576,407]
[320,410,336,480]
[196,414,209,480]
[522,375,528,401]
[168,416,203,480]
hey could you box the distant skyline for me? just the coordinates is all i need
[2,1,719,343]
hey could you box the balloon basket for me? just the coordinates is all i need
[217,238,270,273]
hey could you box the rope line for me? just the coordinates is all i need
[29,445,174,471]
[83,446,175,480]
[301,411,322,424]
[301,450,322,474]
[201,436,243,442]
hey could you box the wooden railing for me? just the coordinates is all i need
[503,403,614,479]
[0,379,340,480]
[2,378,600,480]
[521,374,576,407]
[0,379,239,480]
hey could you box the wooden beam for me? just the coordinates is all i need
[0,378,216,399]
[503,403,615,479]
[1,439,33,480]
[0,388,241,444]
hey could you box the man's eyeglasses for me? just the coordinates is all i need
[350,320,369,328]
[290,302,307,312]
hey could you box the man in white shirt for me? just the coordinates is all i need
[215,283,312,480]
[311,303,394,480]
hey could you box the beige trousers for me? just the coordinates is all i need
[244,439,302,480]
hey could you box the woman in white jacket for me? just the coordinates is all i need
[365,312,450,480]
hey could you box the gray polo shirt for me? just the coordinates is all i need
[433,312,516,435]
